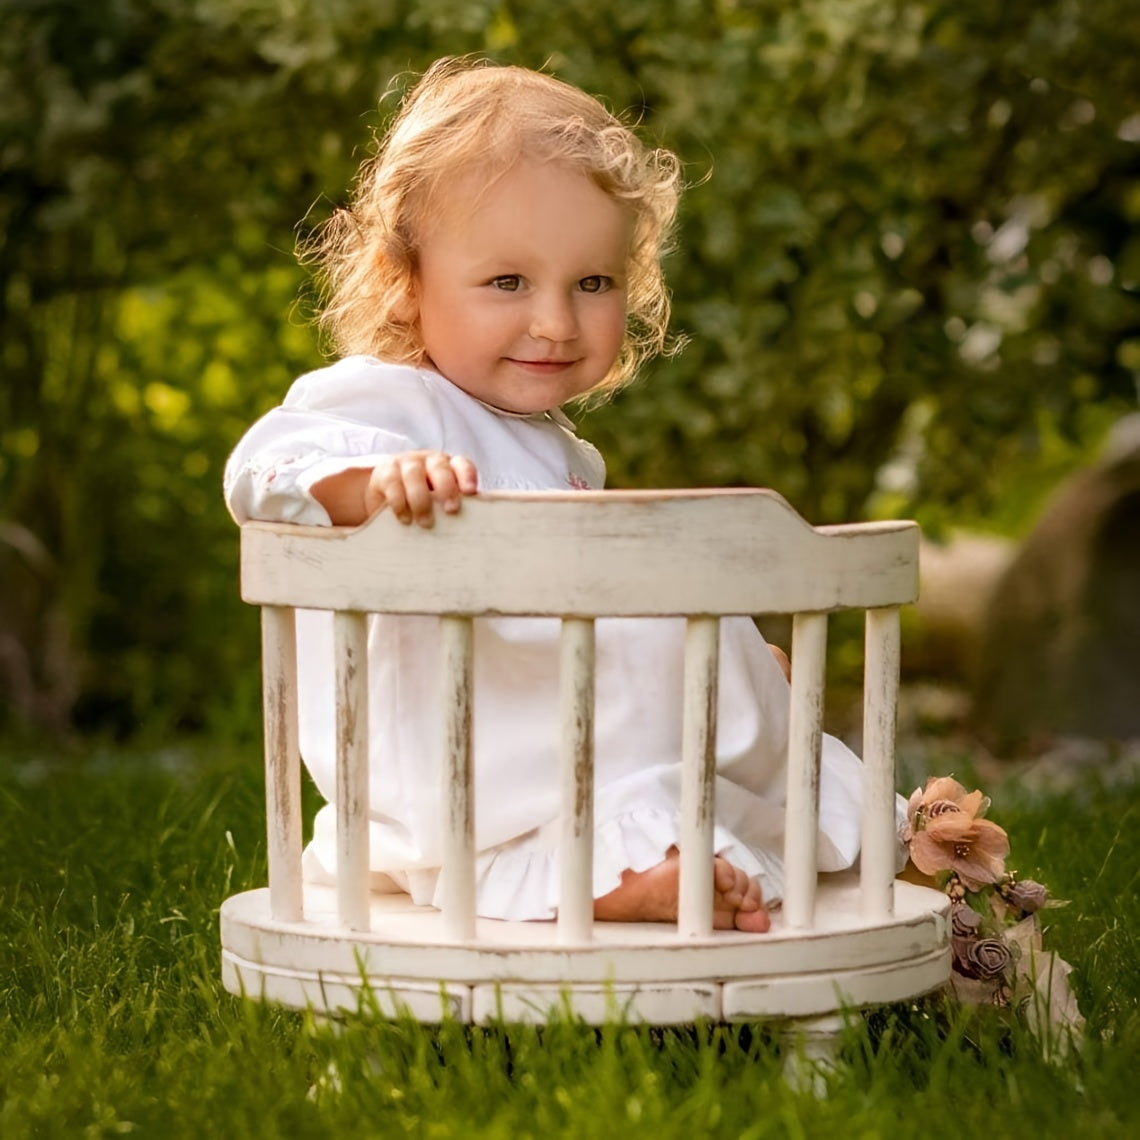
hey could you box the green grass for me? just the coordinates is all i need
[1,737,1137,1138]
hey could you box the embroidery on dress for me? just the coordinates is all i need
[566,473,590,490]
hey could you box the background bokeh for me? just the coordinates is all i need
[2,0,1138,739]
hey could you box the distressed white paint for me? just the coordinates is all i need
[334,611,370,932]
[222,953,472,1022]
[472,980,722,1025]
[782,612,828,931]
[440,615,476,941]
[678,617,720,937]
[220,877,951,1020]
[241,490,919,617]
[861,607,901,920]
[721,946,950,1020]
[223,490,948,1031]
[221,875,950,981]
[559,618,596,943]
[262,606,303,923]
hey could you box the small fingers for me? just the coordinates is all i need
[365,461,409,524]
[423,452,477,518]
[370,452,480,528]
[367,456,431,526]
[449,454,479,500]
[398,455,438,527]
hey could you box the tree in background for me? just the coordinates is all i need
[1,0,1137,736]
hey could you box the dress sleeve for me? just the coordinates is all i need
[223,358,444,526]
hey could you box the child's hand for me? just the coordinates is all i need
[364,451,479,528]
[311,451,478,527]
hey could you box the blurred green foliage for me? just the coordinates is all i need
[1,0,1138,736]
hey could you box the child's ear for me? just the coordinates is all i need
[391,273,419,325]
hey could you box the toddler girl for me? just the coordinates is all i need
[225,58,872,933]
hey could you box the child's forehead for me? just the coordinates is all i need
[421,159,632,238]
[426,162,633,263]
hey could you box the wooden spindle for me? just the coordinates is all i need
[678,616,720,937]
[334,610,370,932]
[262,605,303,923]
[440,615,476,941]
[861,606,901,920]
[783,611,828,930]
[558,618,596,943]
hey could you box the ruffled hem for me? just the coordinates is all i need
[302,806,787,923]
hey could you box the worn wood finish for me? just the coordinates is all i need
[861,607,902,920]
[222,874,948,979]
[782,612,828,930]
[474,981,722,1025]
[678,617,720,938]
[222,490,948,1030]
[220,876,951,1021]
[262,606,303,923]
[240,490,919,617]
[440,616,476,941]
[559,618,596,944]
[334,611,370,932]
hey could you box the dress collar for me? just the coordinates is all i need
[471,395,576,432]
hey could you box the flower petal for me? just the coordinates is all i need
[909,832,955,876]
[956,789,987,819]
[922,776,970,806]
[924,812,976,843]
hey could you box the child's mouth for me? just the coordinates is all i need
[508,358,576,374]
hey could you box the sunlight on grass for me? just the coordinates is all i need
[1,740,1137,1137]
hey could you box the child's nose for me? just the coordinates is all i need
[529,292,578,342]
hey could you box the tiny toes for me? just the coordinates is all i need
[713,859,737,891]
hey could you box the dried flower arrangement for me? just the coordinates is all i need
[899,776,1085,1048]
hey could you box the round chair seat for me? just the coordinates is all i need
[221,874,950,1024]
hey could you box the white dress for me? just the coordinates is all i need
[225,355,876,920]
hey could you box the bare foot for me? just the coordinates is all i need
[769,644,791,682]
[593,846,771,933]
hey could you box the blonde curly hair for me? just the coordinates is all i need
[308,57,682,395]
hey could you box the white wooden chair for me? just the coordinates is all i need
[220,489,950,1031]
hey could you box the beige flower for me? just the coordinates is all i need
[904,776,1010,890]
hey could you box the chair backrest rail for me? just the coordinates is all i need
[860,606,901,920]
[677,616,720,937]
[335,611,371,932]
[240,492,919,616]
[558,618,596,943]
[782,611,829,930]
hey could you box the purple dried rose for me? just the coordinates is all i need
[964,937,1012,980]
[951,902,983,937]
[1004,879,1049,915]
[950,903,985,974]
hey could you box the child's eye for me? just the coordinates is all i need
[579,276,612,294]
[491,275,521,291]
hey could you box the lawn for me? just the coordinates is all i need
[1,735,1137,1138]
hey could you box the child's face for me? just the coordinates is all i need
[415,161,631,413]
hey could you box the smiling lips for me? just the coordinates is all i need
[507,357,577,373]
